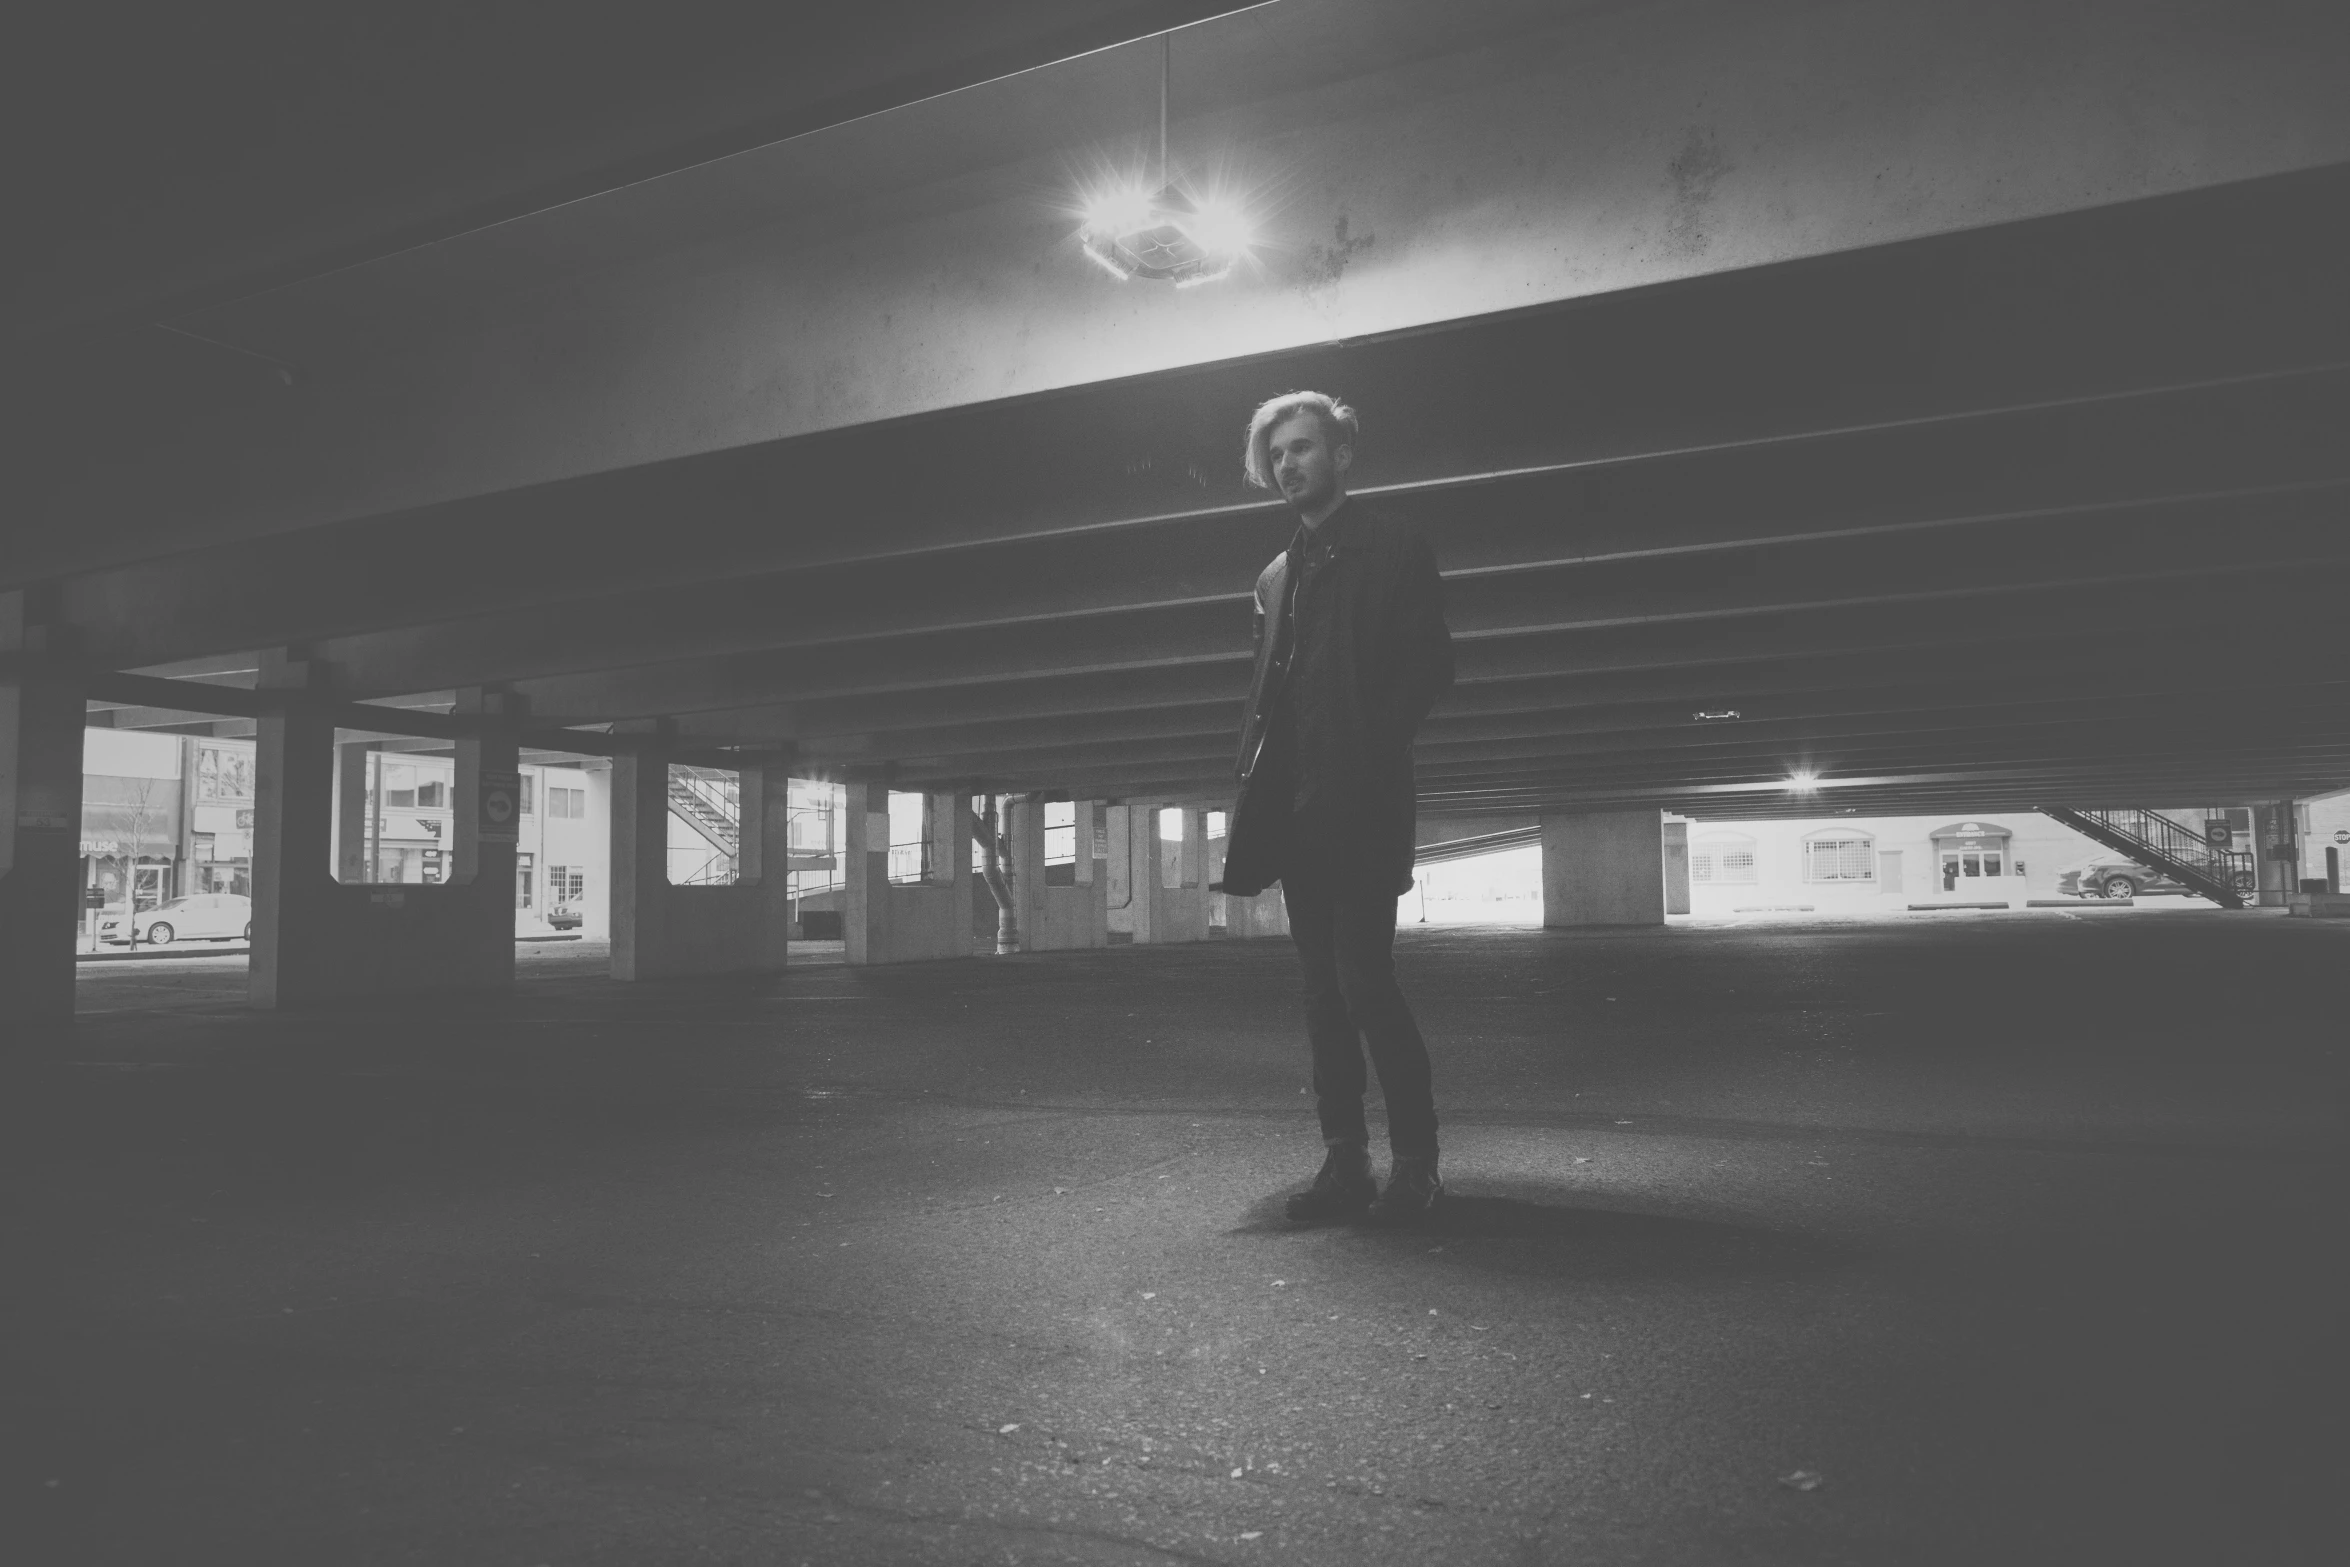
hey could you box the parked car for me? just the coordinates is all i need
[98,893,253,945]
[545,903,583,930]
[2057,858,2255,901]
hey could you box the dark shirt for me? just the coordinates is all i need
[1267,518,1345,816]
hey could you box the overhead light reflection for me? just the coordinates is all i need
[1077,180,1254,286]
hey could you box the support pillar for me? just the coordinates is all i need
[331,741,372,884]
[1009,795,1108,951]
[843,781,973,964]
[1540,809,1667,928]
[609,745,792,980]
[1663,820,1692,916]
[249,669,524,1007]
[248,651,337,1009]
[2255,800,2299,907]
[579,759,613,944]
[444,687,522,992]
[1128,801,1211,944]
[0,593,86,1036]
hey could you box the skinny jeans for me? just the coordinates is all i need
[1279,818,1438,1159]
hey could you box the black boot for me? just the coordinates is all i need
[1285,1143,1377,1222]
[1368,1153,1443,1224]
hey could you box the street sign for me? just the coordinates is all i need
[478,771,521,843]
[2204,820,2233,845]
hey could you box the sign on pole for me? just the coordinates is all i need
[478,771,521,843]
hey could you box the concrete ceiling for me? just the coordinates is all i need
[29,1,2350,823]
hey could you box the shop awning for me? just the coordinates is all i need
[80,801,179,858]
[1928,820,2014,843]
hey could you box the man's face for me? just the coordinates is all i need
[1267,412,1350,512]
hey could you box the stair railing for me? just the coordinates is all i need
[2043,806,2255,908]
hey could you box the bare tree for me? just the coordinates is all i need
[119,774,165,950]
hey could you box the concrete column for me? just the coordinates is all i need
[609,748,793,980]
[331,741,372,883]
[579,759,613,943]
[0,593,87,1036]
[2255,799,2299,907]
[1011,795,1108,951]
[1126,802,1163,944]
[248,651,338,1009]
[1663,820,1692,916]
[443,688,522,991]
[1541,809,1666,928]
[843,781,974,965]
[1126,801,1211,945]
[250,669,525,1008]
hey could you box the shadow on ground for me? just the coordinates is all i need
[1231,1179,1862,1280]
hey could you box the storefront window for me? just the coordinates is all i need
[1803,836,1875,881]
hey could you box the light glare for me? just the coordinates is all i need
[1075,179,1255,286]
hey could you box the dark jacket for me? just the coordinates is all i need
[1213,499,1453,898]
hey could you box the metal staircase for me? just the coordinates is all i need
[667,769,739,858]
[2042,806,2256,909]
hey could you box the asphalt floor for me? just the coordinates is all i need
[7,907,2345,1565]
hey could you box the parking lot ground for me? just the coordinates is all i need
[11,911,2345,1564]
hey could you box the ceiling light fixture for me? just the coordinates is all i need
[1691,709,1741,722]
[1077,35,1252,287]
[1787,770,1821,793]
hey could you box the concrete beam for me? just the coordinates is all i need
[60,353,2350,681]
[34,0,2350,582]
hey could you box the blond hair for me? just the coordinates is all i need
[1242,391,1358,490]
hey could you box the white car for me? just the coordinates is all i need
[99,893,253,946]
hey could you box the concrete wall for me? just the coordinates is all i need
[37,0,2350,574]
[250,677,518,1007]
[1541,810,1666,928]
[843,783,974,965]
[1663,820,1692,916]
[609,754,791,981]
[1014,798,1109,952]
[1128,803,1212,945]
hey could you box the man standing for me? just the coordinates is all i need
[1212,392,1454,1223]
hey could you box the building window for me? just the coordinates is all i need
[1691,835,1758,885]
[520,775,535,814]
[1803,836,1876,882]
[545,786,585,819]
[383,763,416,809]
[1043,801,1078,886]
[888,791,933,885]
[196,745,255,803]
[415,780,446,809]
